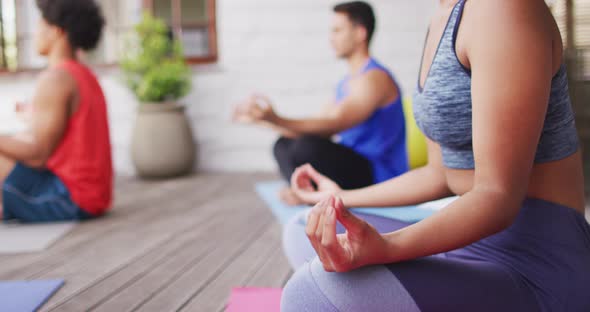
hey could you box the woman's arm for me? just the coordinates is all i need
[291,138,452,206]
[382,0,554,263]
[0,69,74,168]
[340,139,451,207]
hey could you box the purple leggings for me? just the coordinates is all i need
[281,198,590,312]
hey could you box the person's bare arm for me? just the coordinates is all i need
[233,94,303,138]
[382,0,553,262]
[314,100,338,118]
[267,71,394,137]
[291,138,450,206]
[269,99,339,138]
[0,69,74,167]
[261,100,339,138]
[258,121,301,139]
[341,139,451,207]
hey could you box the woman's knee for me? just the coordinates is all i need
[282,210,317,269]
[281,260,339,312]
[282,258,420,312]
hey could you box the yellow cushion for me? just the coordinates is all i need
[402,97,428,169]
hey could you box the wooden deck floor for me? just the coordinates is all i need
[0,173,588,312]
[0,173,291,312]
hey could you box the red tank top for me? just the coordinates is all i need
[46,60,113,215]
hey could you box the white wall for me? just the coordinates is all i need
[186,0,434,172]
[0,0,435,176]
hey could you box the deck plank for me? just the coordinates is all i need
[0,173,291,312]
[37,175,232,310]
[0,176,192,279]
[179,223,285,312]
[245,242,293,289]
[49,213,230,312]
[93,213,273,312]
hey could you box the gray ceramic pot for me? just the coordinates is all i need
[131,102,196,178]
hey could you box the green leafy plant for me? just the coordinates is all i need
[121,13,191,103]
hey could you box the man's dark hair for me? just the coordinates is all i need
[36,0,105,51]
[333,1,376,45]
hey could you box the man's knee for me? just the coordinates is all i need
[291,136,328,164]
[273,137,293,159]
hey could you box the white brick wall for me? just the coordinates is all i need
[0,0,435,176]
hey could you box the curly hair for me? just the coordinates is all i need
[36,0,105,51]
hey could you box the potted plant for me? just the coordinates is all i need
[121,13,196,179]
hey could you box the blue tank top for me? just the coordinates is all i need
[337,58,408,183]
[413,0,579,169]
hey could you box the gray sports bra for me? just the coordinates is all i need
[413,0,579,169]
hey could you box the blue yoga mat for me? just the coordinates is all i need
[0,279,64,312]
[255,181,434,225]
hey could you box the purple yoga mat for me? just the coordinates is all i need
[0,279,64,312]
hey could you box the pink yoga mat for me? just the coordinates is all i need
[226,288,282,312]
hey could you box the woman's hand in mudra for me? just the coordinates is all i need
[306,195,393,272]
[290,164,342,205]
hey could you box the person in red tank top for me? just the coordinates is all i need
[0,0,112,223]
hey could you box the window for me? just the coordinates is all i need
[83,0,135,65]
[0,0,119,71]
[0,0,216,72]
[143,0,217,64]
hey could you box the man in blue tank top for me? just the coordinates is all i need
[234,1,408,205]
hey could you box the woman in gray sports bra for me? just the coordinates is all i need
[281,1,590,311]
